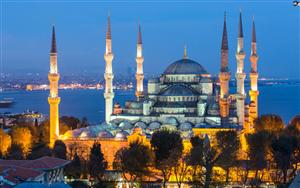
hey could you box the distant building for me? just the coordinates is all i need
[0,156,70,187]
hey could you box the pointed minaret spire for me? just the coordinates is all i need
[137,23,142,44]
[235,9,246,127]
[238,10,244,38]
[135,23,144,99]
[104,12,114,123]
[183,45,187,59]
[219,12,231,119]
[106,14,111,40]
[50,26,57,53]
[48,26,60,147]
[249,15,259,127]
[252,16,256,43]
[221,12,228,50]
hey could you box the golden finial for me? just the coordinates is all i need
[183,45,187,59]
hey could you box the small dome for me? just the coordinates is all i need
[119,121,133,130]
[179,122,193,131]
[134,121,147,129]
[115,131,129,139]
[160,84,199,96]
[148,121,161,130]
[98,130,114,138]
[163,58,208,75]
[163,117,178,126]
[79,131,96,138]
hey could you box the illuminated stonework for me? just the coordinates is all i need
[104,15,115,123]
[48,26,60,147]
[135,24,145,100]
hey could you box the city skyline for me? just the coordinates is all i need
[1,1,299,79]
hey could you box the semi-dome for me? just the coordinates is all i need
[134,121,147,129]
[148,121,161,130]
[115,131,129,139]
[179,122,193,131]
[163,117,178,126]
[163,59,208,75]
[98,130,114,138]
[160,84,199,96]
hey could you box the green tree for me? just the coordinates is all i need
[88,142,107,183]
[187,135,221,188]
[7,143,24,160]
[216,130,240,183]
[52,140,67,159]
[65,152,82,179]
[271,134,297,184]
[246,131,270,185]
[150,129,183,188]
[187,136,205,187]
[114,141,153,187]
[254,114,285,134]
[28,142,51,159]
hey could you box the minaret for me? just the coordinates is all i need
[104,15,114,123]
[219,13,231,118]
[48,26,60,147]
[249,17,259,123]
[235,11,246,126]
[135,24,144,100]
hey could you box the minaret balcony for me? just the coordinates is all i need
[104,92,115,99]
[104,73,114,80]
[48,97,61,104]
[48,73,60,81]
[235,52,245,60]
[104,53,114,62]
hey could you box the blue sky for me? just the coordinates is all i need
[1,1,299,79]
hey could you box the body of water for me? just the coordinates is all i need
[0,85,299,124]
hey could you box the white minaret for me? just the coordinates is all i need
[249,17,259,120]
[235,11,246,126]
[135,24,144,100]
[104,15,114,123]
[219,13,231,118]
[48,26,60,147]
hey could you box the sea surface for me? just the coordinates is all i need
[0,85,299,125]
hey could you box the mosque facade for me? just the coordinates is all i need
[50,12,259,165]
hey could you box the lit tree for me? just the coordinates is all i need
[254,114,285,134]
[114,141,153,187]
[173,154,190,188]
[150,129,183,188]
[0,128,11,156]
[11,127,32,157]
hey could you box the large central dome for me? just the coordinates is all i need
[163,58,208,75]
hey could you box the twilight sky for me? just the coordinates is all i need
[1,1,299,79]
